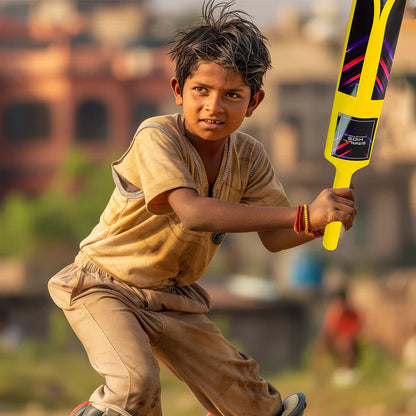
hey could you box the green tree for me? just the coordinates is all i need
[0,150,115,260]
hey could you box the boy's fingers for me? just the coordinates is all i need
[340,211,354,230]
[332,204,357,229]
[332,187,355,202]
[310,187,357,230]
[336,200,358,216]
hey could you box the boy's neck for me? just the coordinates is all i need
[187,134,227,158]
[181,117,227,187]
[180,116,227,157]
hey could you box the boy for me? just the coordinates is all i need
[48,1,357,415]
[318,289,361,385]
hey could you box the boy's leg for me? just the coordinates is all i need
[61,293,163,416]
[153,310,284,416]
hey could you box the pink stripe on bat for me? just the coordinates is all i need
[379,58,390,79]
[375,76,384,93]
[339,149,352,158]
[343,55,365,72]
[343,73,361,86]
[336,141,349,151]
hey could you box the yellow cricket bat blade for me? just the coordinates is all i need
[323,0,407,251]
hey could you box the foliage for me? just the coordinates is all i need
[0,151,115,260]
[0,193,38,258]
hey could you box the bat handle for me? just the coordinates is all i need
[322,169,354,251]
[322,221,343,251]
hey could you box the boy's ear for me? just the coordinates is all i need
[170,78,183,106]
[246,90,265,117]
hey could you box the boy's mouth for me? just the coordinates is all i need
[201,119,224,125]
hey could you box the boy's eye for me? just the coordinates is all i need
[226,92,240,99]
[194,86,207,93]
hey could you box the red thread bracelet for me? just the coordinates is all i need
[294,205,304,234]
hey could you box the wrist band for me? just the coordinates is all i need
[294,204,324,238]
[303,204,324,238]
[293,205,304,234]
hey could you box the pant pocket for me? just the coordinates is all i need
[48,263,81,308]
[142,283,212,313]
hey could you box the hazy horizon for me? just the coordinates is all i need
[149,0,352,28]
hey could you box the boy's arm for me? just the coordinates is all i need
[257,229,313,252]
[258,185,357,251]
[167,187,356,251]
[166,187,296,232]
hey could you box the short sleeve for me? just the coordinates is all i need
[240,145,290,207]
[112,126,197,214]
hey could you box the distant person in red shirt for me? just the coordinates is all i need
[318,289,361,386]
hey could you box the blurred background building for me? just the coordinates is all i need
[0,0,174,197]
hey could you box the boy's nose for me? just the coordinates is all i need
[204,94,224,112]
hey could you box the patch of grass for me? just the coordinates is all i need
[0,339,205,414]
[269,342,415,416]
[160,367,205,416]
[0,342,101,410]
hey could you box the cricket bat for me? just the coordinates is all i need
[323,0,407,251]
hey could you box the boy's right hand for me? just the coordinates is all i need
[308,188,357,232]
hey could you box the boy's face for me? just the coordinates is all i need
[171,61,264,144]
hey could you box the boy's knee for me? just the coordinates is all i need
[118,365,161,414]
[87,363,161,415]
[126,376,161,414]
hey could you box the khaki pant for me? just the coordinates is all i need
[48,252,282,416]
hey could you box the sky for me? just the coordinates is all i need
[149,0,352,28]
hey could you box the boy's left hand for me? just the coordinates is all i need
[308,187,357,232]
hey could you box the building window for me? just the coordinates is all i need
[76,100,108,141]
[4,101,51,143]
[134,102,157,129]
[279,82,333,162]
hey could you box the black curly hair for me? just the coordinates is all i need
[169,0,272,99]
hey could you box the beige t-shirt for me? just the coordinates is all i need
[80,114,289,288]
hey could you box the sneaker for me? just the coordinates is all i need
[207,393,307,416]
[70,402,93,416]
[70,403,131,416]
[281,392,307,416]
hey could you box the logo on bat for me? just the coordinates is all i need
[331,114,377,161]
